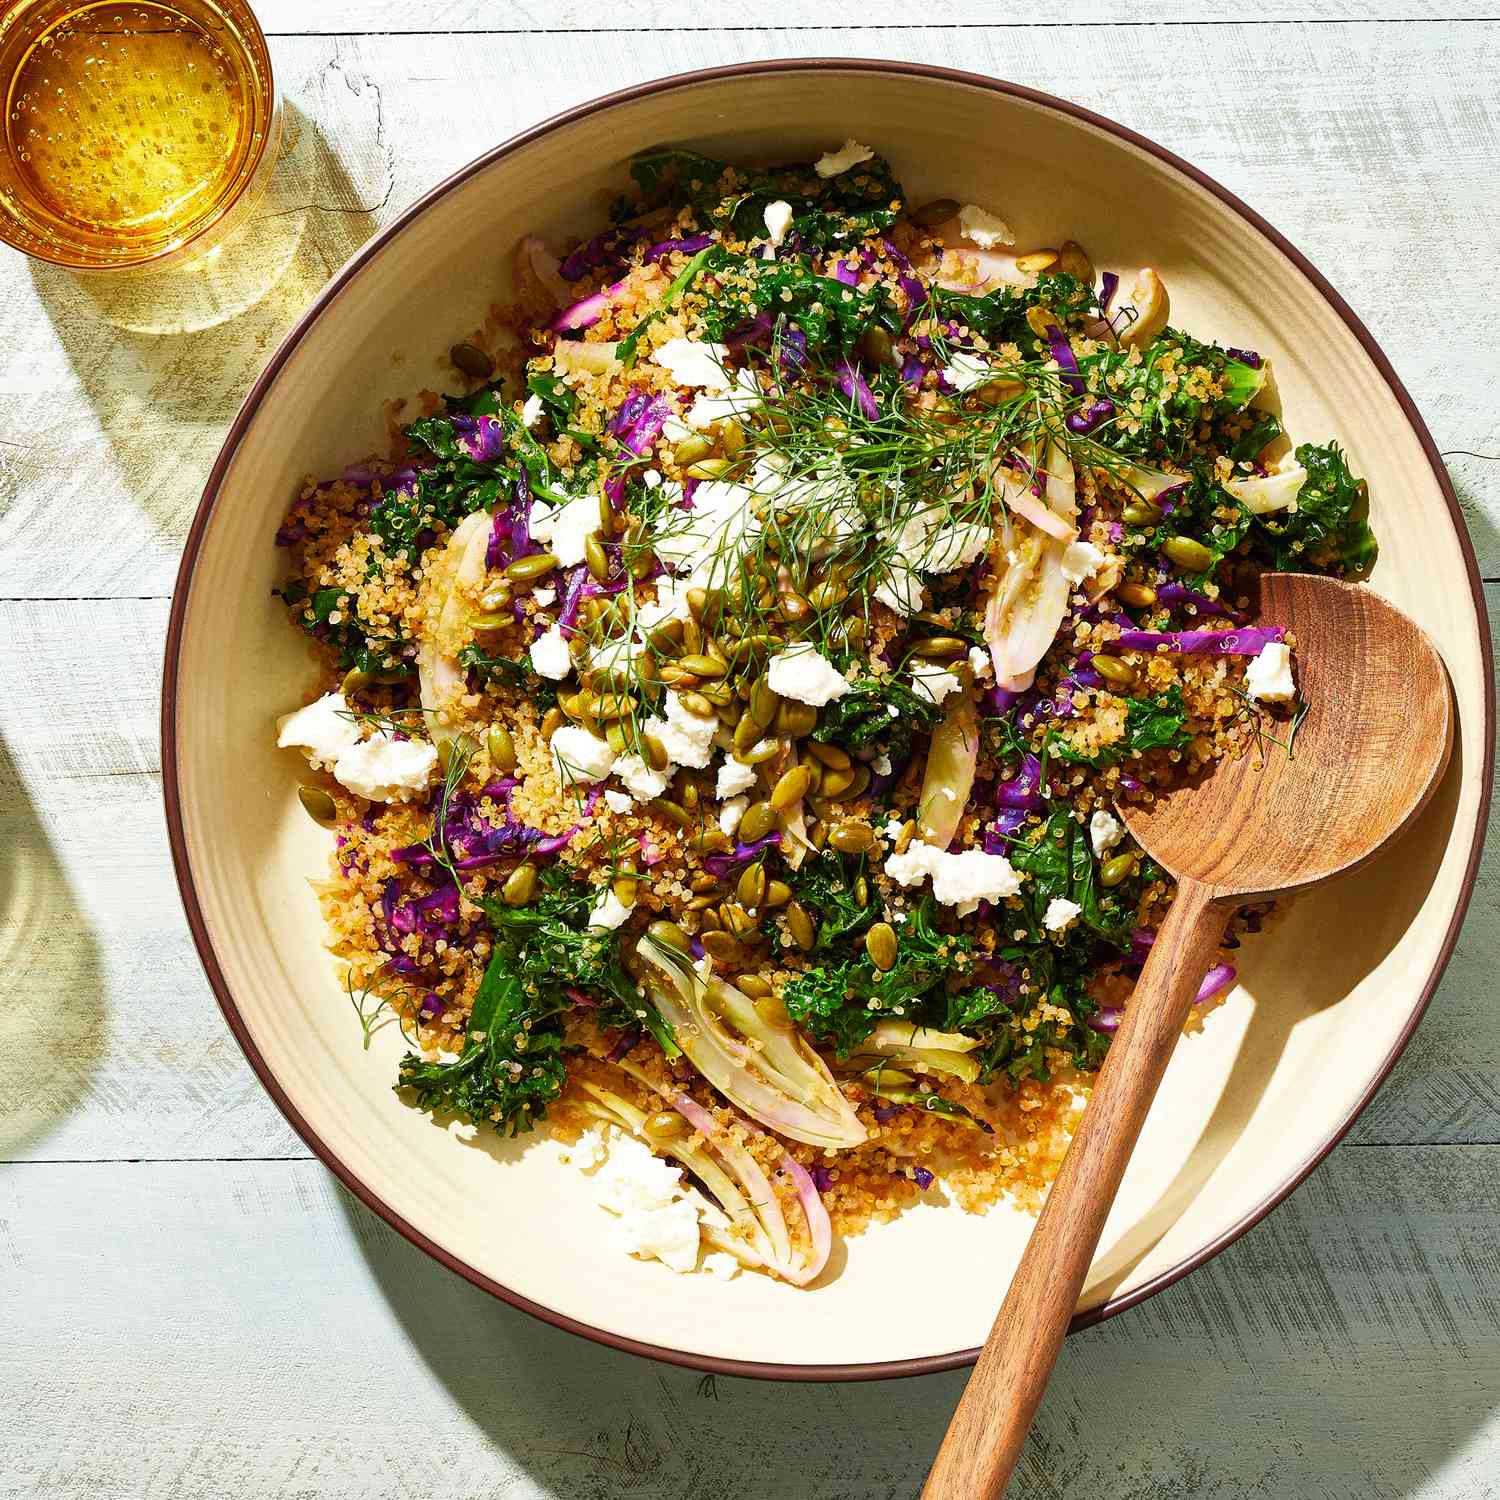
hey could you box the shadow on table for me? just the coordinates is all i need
[23,96,389,548]
[0,731,105,1158]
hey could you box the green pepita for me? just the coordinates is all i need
[784,902,816,950]
[770,764,812,812]
[449,342,493,379]
[1121,500,1163,528]
[1116,582,1158,608]
[828,821,876,855]
[912,197,960,228]
[738,800,778,844]
[1100,852,1137,888]
[486,724,517,773]
[1163,536,1215,573]
[865,922,898,973]
[504,551,559,583]
[647,919,691,953]
[297,785,337,824]
[501,863,538,907]
[584,531,611,584]
[736,862,767,910]
[1091,654,1138,689]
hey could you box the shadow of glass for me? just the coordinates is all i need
[0,730,106,1157]
[22,98,386,545]
[1088,723,1466,1301]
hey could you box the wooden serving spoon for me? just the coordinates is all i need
[924,574,1453,1500]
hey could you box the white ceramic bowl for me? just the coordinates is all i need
[164,60,1493,1378]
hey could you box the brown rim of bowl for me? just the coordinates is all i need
[162,57,1495,1384]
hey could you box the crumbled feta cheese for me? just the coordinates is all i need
[884,840,1023,915]
[652,337,732,389]
[651,479,758,575]
[593,1134,704,1274]
[531,585,556,607]
[332,732,438,803]
[1061,540,1105,585]
[716,756,757,798]
[661,412,695,445]
[276,691,362,764]
[767,645,851,706]
[645,692,718,769]
[873,754,893,777]
[558,1129,608,1169]
[883,818,904,840]
[1089,810,1124,858]
[529,491,598,568]
[762,198,794,248]
[969,645,993,680]
[685,368,763,429]
[520,393,544,428]
[874,565,927,617]
[702,1251,741,1281]
[719,795,748,837]
[922,518,990,575]
[551,725,618,785]
[1246,641,1296,702]
[814,138,875,178]
[910,662,961,707]
[589,890,635,931]
[943,351,994,392]
[604,789,634,814]
[615,753,668,800]
[958,203,1017,248]
[529,624,573,680]
[1044,896,1082,931]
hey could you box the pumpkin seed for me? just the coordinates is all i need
[1057,239,1093,282]
[764,879,792,908]
[828,821,875,855]
[690,873,721,895]
[647,620,685,655]
[540,707,565,741]
[807,822,829,851]
[807,579,849,612]
[777,591,811,625]
[770,765,812,812]
[691,829,730,855]
[673,434,714,467]
[504,551,559,583]
[643,1110,687,1140]
[733,714,766,753]
[806,740,850,770]
[449,342,493,379]
[753,994,792,1028]
[486,724,517,773]
[865,922,898,972]
[676,689,716,718]
[297,785,337,824]
[592,694,638,720]
[584,531,611,583]
[642,733,669,772]
[976,377,1026,406]
[1121,500,1163,527]
[501,863,538,907]
[737,974,773,1000]
[478,582,513,613]
[748,678,781,729]
[859,324,895,368]
[1116,582,1158,608]
[910,635,968,660]
[738,800,777,844]
[894,819,916,854]
[1024,304,1056,338]
[1091,654,1138,689]
[912,197,960,227]
[648,797,692,829]
[685,457,732,481]
[1017,248,1059,273]
[775,701,818,738]
[736,862,767,909]
[784,902,816,950]
[647,919,691,953]
[677,654,727,679]
[827,766,871,803]
[1100,852,1137,888]
[696,903,722,927]
[696,682,735,708]
[721,902,757,938]
[700,929,742,962]
[1163,536,1214,573]
[819,765,855,799]
[733,737,784,767]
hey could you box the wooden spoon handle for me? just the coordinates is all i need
[923,876,1227,1500]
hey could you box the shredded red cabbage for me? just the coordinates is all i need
[1154,581,1244,623]
[550,278,627,334]
[449,414,505,465]
[833,358,879,421]
[558,224,642,282]
[702,831,782,879]
[1099,271,1119,313]
[1113,626,1284,656]
[912,1166,935,1190]
[644,233,714,263]
[1090,959,1236,1033]
[996,752,1044,810]
[556,562,590,637]
[1046,324,1086,395]
[1225,346,1263,368]
[1065,397,1115,435]
[609,390,671,455]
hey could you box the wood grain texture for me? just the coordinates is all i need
[2,1148,1497,1499]
[0,21,1497,598]
[1,9,1497,1497]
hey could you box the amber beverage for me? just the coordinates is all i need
[0,0,278,270]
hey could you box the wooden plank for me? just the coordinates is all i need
[1,592,1495,1164]
[0,21,1496,599]
[1,1146,1496,1498]
[252,1,1487,34]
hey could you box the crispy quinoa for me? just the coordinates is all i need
[272,140,1374,1284]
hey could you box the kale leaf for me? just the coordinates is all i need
[628,146,903,247]
[1047,686,1195,769]
[396,947,566,1137]
[459,643,558,709]
[782,898,970,1056]
[696,257,898,357]
[787,849,878,955]
[1008,809,1155,949]
[1254,441,1376,574]
[813,675,942,762]
[930,271,1097,347]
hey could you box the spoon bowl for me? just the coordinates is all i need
[1123,573,1453,898]
[926,575,1454,1499]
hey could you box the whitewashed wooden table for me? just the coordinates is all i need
[3,5,1498,1496]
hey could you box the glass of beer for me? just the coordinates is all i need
[0,0,279,271]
